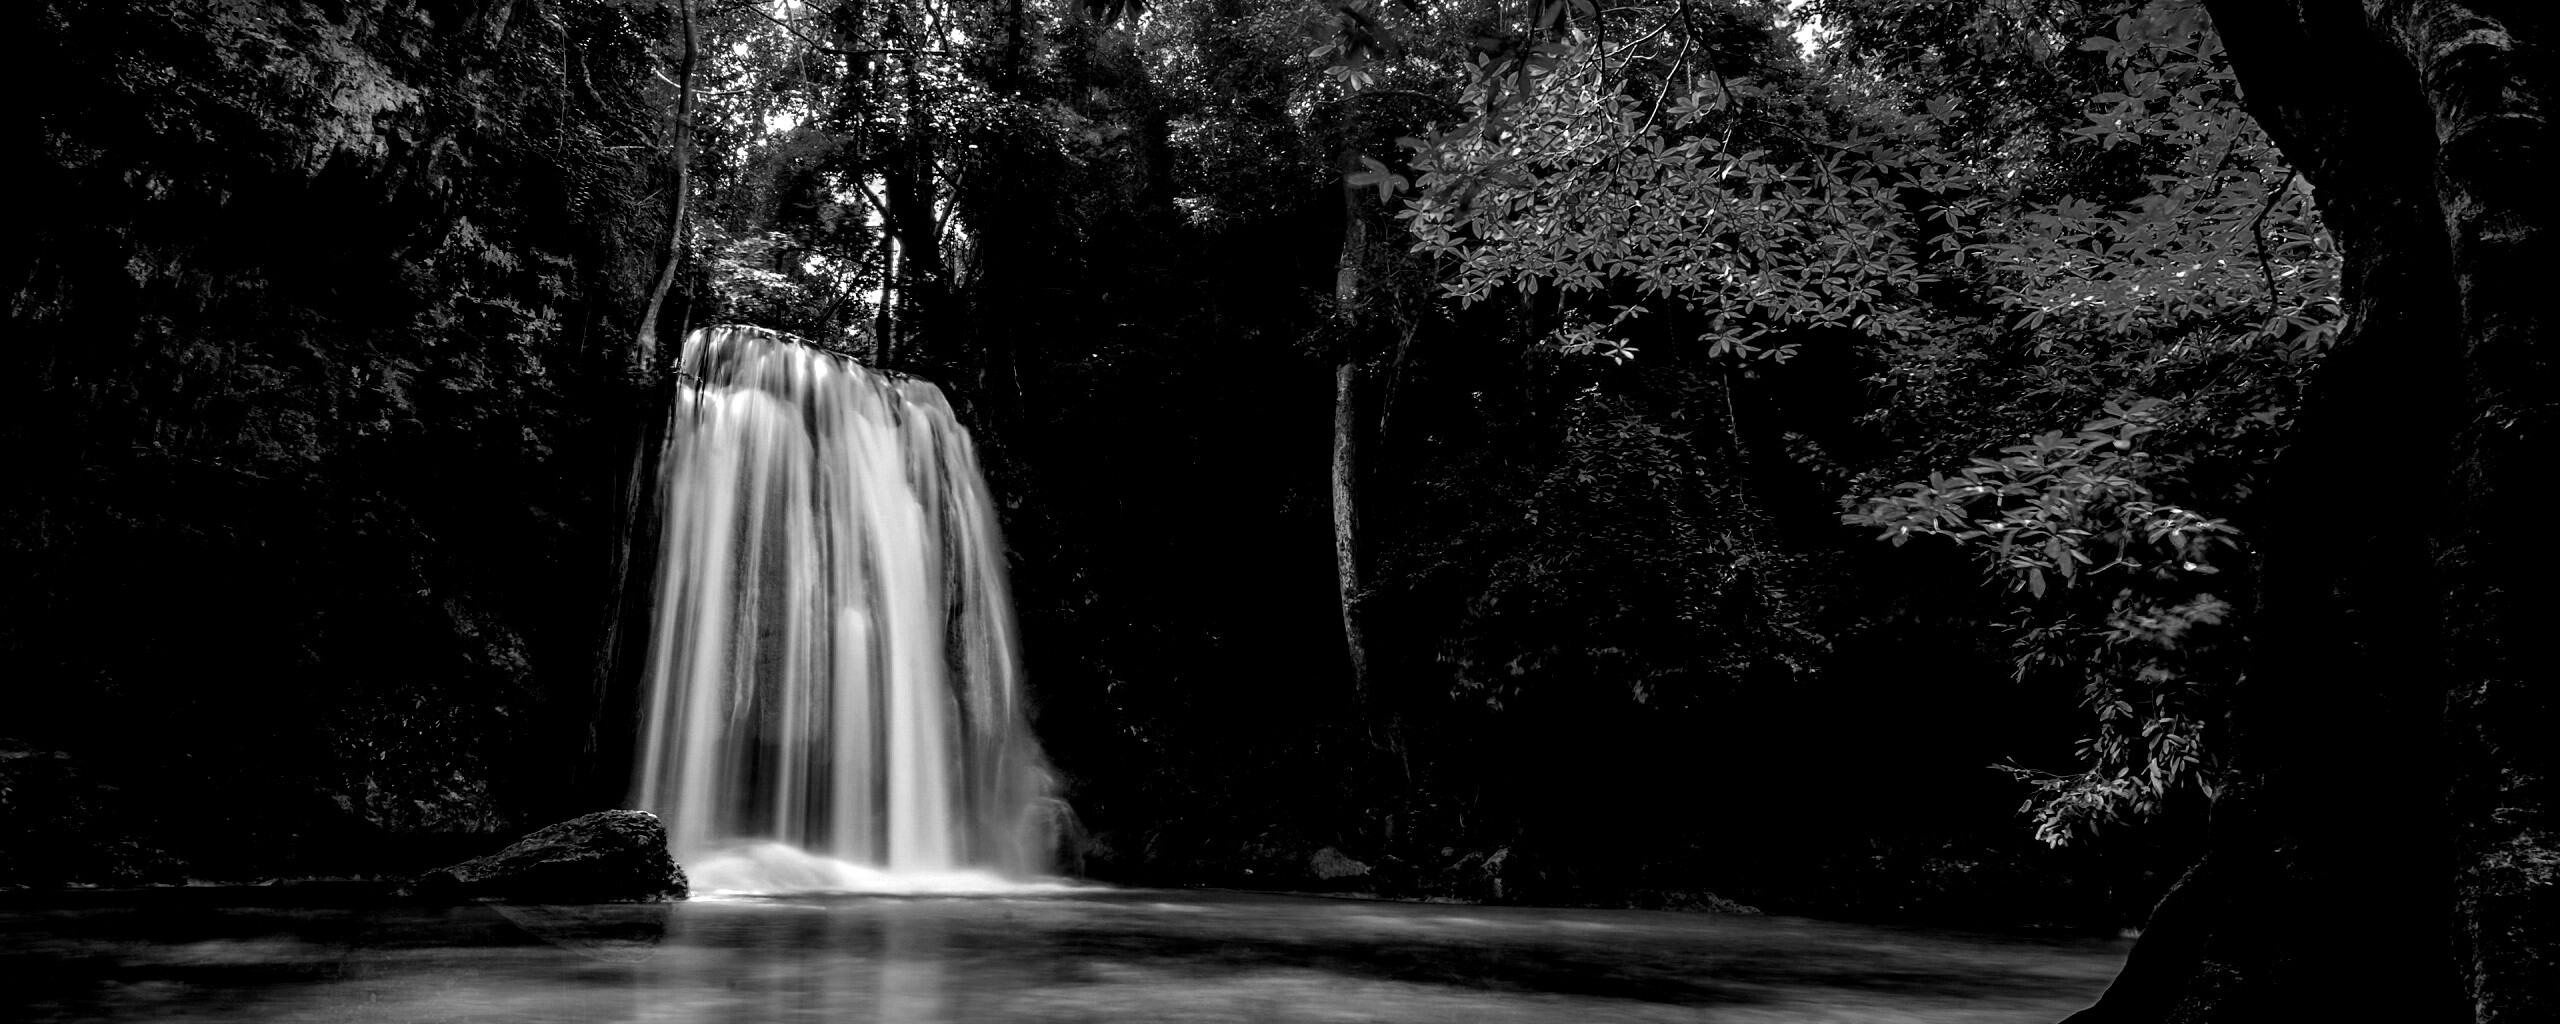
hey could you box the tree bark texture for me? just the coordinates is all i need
[2069,3,2554,1021]
[1333,133,1373,706]
[1332,358,1369,699]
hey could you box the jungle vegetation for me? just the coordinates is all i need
[6,1,2550,1018]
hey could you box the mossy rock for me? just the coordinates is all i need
[405,810,686,903]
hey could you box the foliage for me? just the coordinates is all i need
[4,0,2349,925]
[1831,0,2335,843]
[6,0,665,879]
[1376,0,2338,845]
[1848,398,2241,842]
[1429,382,1830,713]
[1404,25,1940,365]
[1853,399,2237,600]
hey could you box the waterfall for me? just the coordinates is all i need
[633,325,1059,892]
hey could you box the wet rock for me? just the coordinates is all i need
[1310,847,1371,880]
[1629,888,1764,914]
[405,810,686,903]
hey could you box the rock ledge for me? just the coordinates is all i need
[405,810,687,903]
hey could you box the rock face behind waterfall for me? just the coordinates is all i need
[407,811,687,903]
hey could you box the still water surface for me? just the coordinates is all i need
[4,888,2123,1023]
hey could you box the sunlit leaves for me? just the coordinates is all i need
[1848,399,2239,595]
[1976,0,2339,359]
[1847,397,2242,846]
[1816,0,2335,845]
[1399,32,1937,365]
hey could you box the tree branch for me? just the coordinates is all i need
[2251,168,2297,321]
[745,5,948,60]
[634,0,699,374]
[1637,26,1692,134]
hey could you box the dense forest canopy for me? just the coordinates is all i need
[0,0,2347,902]
[7,0,2552,1018]
[618,0,2327,910]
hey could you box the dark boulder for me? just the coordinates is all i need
[405,810,687,903]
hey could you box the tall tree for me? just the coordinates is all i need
[1332,121,1376,704]
[1313,1,1466,713]
[2065,2,2554,1020]
[633,0,700,369]
[592,0,702,809]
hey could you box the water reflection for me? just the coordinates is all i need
[491,904,671,963]
[0,890,2129,1023]
[642,899,970,1023]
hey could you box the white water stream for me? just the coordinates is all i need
[633,326,1060,893]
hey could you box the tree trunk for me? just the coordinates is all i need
[1332,134,1372,709]
[1332,359,1369,701]
[876,238,899,367]
[632,0,696,371]
[883,5,943,371]
[587,0,695,806]
[2068,3,2555,1021]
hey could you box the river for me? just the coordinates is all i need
[4,887,2122,1022]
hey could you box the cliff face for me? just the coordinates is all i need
[2,0,670,883]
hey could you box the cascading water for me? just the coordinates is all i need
[633,325,1061,893]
